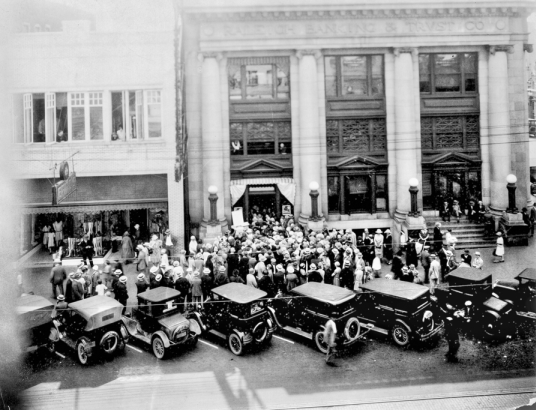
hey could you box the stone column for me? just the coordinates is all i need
[393,48,421,248]
[488,45,513,215]
[296,49,323,224]
[478,49,491,205]
[199,52,226,227]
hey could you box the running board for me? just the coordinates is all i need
[367,325,388,335]
[282,326,312,339]
[208,329,227,339]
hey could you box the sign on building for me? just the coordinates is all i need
[52,161,76,205]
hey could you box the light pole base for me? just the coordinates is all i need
[199,218,228,243]
[499,211,529,246]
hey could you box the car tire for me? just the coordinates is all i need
[314,329,329,354]
[76,341,89,365]
[100,331,120,356]
[117,324,129,352]
[482,310,501,338]
[344,317,361,342]
[228,333,244,356]
[391,323,411,347]
[152,336,167,360]
[252,322,268,344]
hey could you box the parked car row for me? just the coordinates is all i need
[18,268,535,364]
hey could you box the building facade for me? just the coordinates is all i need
[183,0,535,242]
[8,0,185,255]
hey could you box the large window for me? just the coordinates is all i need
[229,60,290,100]
[419,53,477,94]
[325,55,384,98]
[230,121,291,156]
[14,89,162,143]
[326,118,386,154]
[421,116,480,150]
[328,173,388,214]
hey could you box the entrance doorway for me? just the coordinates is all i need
[423,169,481,210]
[234,184,293,223]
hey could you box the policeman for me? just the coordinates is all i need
[444,316,460,363]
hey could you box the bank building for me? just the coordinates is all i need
[8,0,535,255]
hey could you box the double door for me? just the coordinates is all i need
[423,169,481,211]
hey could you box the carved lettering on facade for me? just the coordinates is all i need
[201,18,508,40]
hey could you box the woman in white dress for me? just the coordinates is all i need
[493,232,505,263]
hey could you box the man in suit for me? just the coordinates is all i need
[135,245,149,276]
[420,246,431,284]
[440,200,451,222]
[50,259,67,299]
[71,271,85,302]
[79,235,94,268]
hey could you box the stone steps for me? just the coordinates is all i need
[422,215,495,250]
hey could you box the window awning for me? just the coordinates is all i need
[230,177,295,206]
[21,200,168,215]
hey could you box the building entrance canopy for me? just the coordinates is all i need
[230,178,295,205]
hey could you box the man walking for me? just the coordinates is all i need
[323,318,337,365]
[50,259,67,299]
[444,316,460,363]
[420,245,431,284]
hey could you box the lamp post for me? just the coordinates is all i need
[208,185,218,225]
[506,174,517,213]
[309,181,320,221]
[408,178,419,217]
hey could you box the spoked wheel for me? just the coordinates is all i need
[152,336,166,359]
[228,333,244,356]
[482,311,501,339]
[391,323,411,347]
[77,342,89,365]
[314,330,329,354]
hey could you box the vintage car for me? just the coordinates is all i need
[190,283,274,356]
[122,287,199,359]
[17,295,59,354]
[357,279,443,347]
[53,296,129,365]
[492,268,536,334]
[433,267,515,338]
[269,282,372,353]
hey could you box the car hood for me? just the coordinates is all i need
[158,314,190,331]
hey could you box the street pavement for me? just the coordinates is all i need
[16,236,536,410]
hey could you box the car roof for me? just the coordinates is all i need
[68,296,123,321]
[291,282,356,305]
[446,267,491,282]
[360,279,429,300]
[16,295,54,314]
[517,268,536,282]
[138,287,182,303]
[212,283,267,304]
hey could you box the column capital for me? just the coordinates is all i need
[296,49,322,60]
[488,45,514,55]
[197,52,224,62]
[392,47,418,57]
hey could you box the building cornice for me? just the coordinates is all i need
[187,7,533,22]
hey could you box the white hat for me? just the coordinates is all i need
[150,266,158,273]
[376,229,382,234]
[114,269,122,275]
[155,274,162,282]
[287,266,295,273]
[119,276,127,283]
[203,267,211,274]
[137,273,145,280]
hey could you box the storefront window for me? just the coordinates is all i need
[324,55,384,98]
[375,174,387,211]
[230,121,291,156]
[328,173,387,214]
[419,53,478,94]
[328,176,340,213]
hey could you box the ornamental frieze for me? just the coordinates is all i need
[200,17,509,40]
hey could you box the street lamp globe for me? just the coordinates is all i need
[309,181,320,191]
[408,178,419,188]
[506,174,517,184]
[208,185,218,194]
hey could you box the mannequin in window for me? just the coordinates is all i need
[116,125,125,141]
[231,140,242,154]
[279,143,287,155]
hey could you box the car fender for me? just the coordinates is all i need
[394,319,412,334]
[231,329,251,345]
[190,312,207,332]
[152,331,171,348]
[266,306,282,329]
[76,336,94,356]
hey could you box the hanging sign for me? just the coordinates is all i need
[52,161,77,205]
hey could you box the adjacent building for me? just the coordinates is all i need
[8,0,184,255]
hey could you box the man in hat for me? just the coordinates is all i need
[150,273,163,290]
[190,269,203,305]
[460,249,472,267]
[164,229,174,256]
[307,263,323,283]
[162,266,175,288]
[409,264,422,284]
[72,271,85,302]
[472,251,484,270]
[339,260,354,290]
[420,245,431,284]
[400,266,413,283]
[323,318,338,366]
[50,259,67,299]
[79,235,94,268]
[373,229,384,260]
[52,294,68,320]
[200,267,214,301]
[111,269,123,294]
[214,266,230,287]
[115,276,129,314]
[443,316,460,363]
[65,272,75,303]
